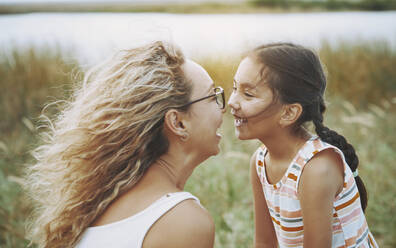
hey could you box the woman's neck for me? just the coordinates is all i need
[153,155,193,191]
[145,142,204,191]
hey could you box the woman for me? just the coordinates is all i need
[26,41,225,248]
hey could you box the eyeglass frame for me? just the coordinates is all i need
[180,86,225,109]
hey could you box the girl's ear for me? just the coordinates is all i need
[164,109,189,141]
[279,103,303,128]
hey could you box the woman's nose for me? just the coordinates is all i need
[228,92,238,110]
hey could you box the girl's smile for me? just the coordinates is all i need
[234,117,248,127]
[231,109,248,127]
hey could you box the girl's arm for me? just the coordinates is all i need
[250,151,278,248]
[298,149,344,248]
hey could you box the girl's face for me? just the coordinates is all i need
[228,57,282,141]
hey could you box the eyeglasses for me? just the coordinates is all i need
[182,86,225,109]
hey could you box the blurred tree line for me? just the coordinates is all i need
[250,0,396,10]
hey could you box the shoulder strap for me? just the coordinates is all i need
[295,137,349,193]
[137,192,200,247]
[255,145,266,181]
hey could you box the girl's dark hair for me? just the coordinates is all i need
[250,42,367,211]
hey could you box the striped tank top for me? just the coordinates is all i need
[255,136,378,248]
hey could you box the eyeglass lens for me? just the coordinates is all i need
[215,88,225,109]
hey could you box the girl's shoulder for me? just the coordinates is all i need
[303,148,345,182]
[298,136,347,168]
[298,138,345,197]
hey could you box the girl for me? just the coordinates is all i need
[26,41,225,248]
[228,43,378,247]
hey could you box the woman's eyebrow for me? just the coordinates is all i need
[207,83,215,93]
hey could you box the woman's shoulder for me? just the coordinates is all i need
[143,194,215,248]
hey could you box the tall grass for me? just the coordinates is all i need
[0,46,79,247]
[320,41,396,108]
[0,41,395,247]
[1,0,395,14]
[250,0,396,11]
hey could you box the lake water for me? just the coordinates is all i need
[1,11,395,64]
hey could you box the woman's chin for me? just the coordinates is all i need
[203,144,221,158]
[211,145,221,156]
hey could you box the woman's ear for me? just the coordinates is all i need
[164,109,189,141]
[279,103,303,128]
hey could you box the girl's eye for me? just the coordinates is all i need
[244,92,254,97]
[232,87,237,92]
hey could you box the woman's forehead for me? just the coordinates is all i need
[182,60,214,97]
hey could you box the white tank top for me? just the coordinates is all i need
[76,191,200,248]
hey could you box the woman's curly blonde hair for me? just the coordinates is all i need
[25,41,192,248]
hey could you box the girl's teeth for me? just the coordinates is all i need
[235,118,247,127]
